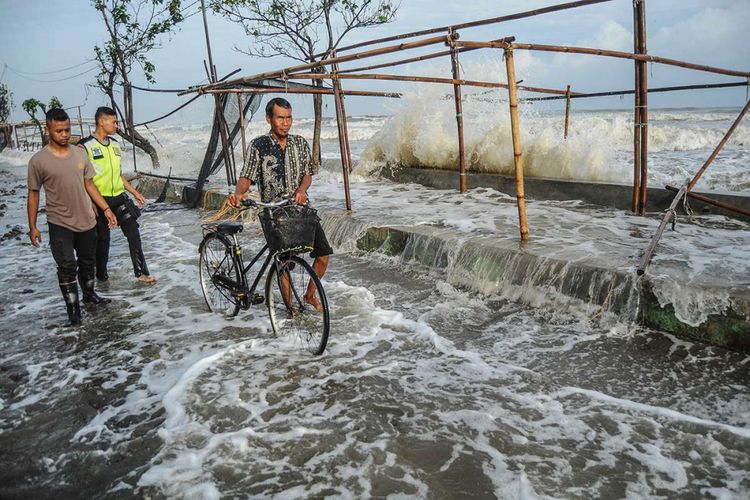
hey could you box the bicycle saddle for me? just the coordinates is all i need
[217,221,244,235]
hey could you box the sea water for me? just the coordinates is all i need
[0,104,748,497]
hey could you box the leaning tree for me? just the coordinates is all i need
[211,0,398,169]
[92,0,186,168]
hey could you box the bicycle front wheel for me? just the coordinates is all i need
[266,255,330,355]
[199,233,241,317]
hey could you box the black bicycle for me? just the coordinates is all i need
[198,198,330,355]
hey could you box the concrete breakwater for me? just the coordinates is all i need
[133,175,750,352]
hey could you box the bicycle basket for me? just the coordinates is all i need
[260,205,319,254]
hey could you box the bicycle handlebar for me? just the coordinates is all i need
[240,197,293,209]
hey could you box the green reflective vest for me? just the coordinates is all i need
[80,135,125,197]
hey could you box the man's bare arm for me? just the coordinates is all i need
[27,189,41,246]
[294,174,313,204]
[228,177,252,207]
[84,178,118,227]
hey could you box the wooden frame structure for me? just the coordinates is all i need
[179,0,749,244]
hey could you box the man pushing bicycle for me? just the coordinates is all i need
[228,97,332,311]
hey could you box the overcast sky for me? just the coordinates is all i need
[1,0,748,123]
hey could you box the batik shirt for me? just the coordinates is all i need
[240,133,315,202]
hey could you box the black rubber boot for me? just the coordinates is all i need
[79,275,111,305]
[59,282,82,326]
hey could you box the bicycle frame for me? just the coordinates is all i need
[224,232,277,309]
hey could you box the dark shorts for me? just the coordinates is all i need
[310,221,333,258]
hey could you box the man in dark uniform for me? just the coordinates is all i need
[79,107,156,283]
[228,97,332,311]
[27,108,117,326]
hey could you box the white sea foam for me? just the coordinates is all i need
[4,104,747,192]
[1,108,749,497]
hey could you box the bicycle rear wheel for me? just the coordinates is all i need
[266,255,330,355]
[199,233,241,317]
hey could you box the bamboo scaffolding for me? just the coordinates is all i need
[521,81,749,101]
[449,30,468,193]
[564,85,571,139]
[687,99,750,192]
[285,72,575,96]
[287,72,503,89]
[337,36,517,75]
[187,34,458,95]
[504,48,529,241]
[665,185,750,218]
[318,0,614,55]
[636,182,688,276]
[454,41,750,78]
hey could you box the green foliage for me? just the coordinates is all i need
[92,0,185,91]
[0,83,12,123]
[48,96,63,110]
[22,98,45,119]
[211,0,398,62]
[20,96,62,145]
[22,96,64,119]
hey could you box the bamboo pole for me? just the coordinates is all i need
[320,0,614,55]
[199,88,402,98]
[636,182,688,276]
[632,2,642,214]
[504,48,529,241]
[200,0,237,188]
[339,95,354,178]
[200,0,218,83]
[686,99,750,192]
[637,0,649,215]
[337,36,516,74]
[455,41,750,78]
[288,72,505,89]
[564,85,571,139]
[335,64,355,178]
[127,83,138,173]
[213,95,235,185]
[330,54,353,211]
[286,72,575,95]
[521,81,749,101]
[449,31,468,193]
[188,34,457,95]
[77,106,84,138]
[665,185,750,218]
[237,93,248,168]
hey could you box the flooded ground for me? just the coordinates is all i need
[1,162,749,498]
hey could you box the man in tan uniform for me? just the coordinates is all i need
[27,108,117,326]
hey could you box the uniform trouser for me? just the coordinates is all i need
[48,222,97,285]
[96,194,150,277]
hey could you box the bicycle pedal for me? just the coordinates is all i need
[251,293,265,305]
